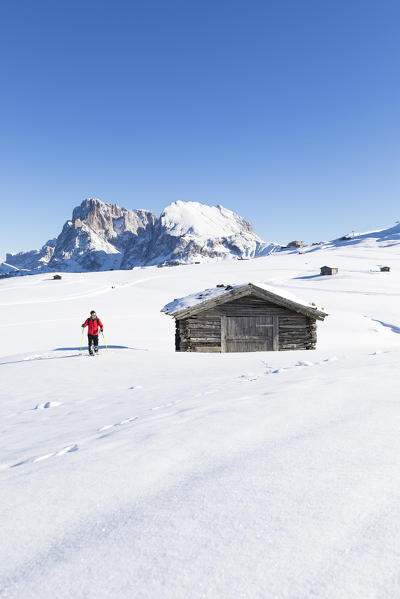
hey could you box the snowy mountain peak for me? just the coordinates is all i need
[3,198,278,275]
[160,201,255,239]
[71,198,155,238]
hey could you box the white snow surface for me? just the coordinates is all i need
[160,200,258,238]
[1,239,400,598]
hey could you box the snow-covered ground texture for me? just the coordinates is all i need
[2,198,279,274]
[1,239,400,598]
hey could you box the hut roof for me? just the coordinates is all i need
[162,282,327,321]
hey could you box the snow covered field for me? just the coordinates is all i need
[1,241,400,598]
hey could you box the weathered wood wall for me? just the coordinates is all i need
[278,314,316,351]
[175,316,221,352]
[175,295,318,352]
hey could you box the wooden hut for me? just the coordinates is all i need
[287,240,304,248]
[163,283,327,353]
[320,266,338,276]
[53,274,62,280]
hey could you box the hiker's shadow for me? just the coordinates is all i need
[54,346,148,351]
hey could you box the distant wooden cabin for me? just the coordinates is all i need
[380,266,390,272]
[287,240,304,249]
[163,283,327,353]
[320,266,338,276]
[53,274,62,280]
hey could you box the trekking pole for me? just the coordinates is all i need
[101,330,109,352]
[79,327,84,354]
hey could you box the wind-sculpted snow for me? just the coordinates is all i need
[3,198,279,275]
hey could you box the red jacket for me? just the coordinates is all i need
[83,317,103,335]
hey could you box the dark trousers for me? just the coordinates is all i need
[88,334,99,354]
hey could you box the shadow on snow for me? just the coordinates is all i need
[54,345,140,351]
[370,319,400,335]
[0,346,148,367]
[292,274,324,280]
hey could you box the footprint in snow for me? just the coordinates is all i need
[11,458,33,468]
[97,400,182,436]
[240,357,339,384]
[33,444,78,462]
[238,374,259,382]
[119,416,138,425]
[99,424,114,432]
[150,401,176,411]
[98,416,138,433]
[34,453,55,462]
[34,444,78,462]
[56,444,79,456]
[34,401,62,410]
[11,443,79,468]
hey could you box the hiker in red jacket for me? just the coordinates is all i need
[82,310,104,355]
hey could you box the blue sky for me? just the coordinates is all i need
[1,0,399,259]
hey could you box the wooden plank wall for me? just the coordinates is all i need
[175,295,317,352]
[278,315,316,350]
[176,316,221,352]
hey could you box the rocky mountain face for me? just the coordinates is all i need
[3,198,278,274]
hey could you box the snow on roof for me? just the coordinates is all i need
[161,282,322,317]
[162,285,240,315]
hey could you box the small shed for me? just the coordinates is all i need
[380,266,390,272]
[320,266,338,276]
[162,283,327,353]
[287,240,304,248]
[53,274,62,280]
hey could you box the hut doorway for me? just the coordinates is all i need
[222,315,277,352]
